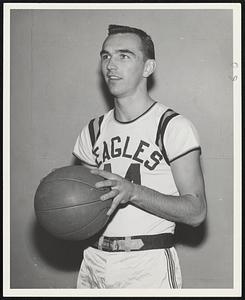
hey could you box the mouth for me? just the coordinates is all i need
[107,74,122,81]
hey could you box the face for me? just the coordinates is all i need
[100,33,147,98]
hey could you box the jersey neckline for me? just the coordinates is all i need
[113,101,157,124]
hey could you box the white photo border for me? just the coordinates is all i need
[3,2,242,297]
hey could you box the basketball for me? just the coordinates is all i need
[34,165,112,241]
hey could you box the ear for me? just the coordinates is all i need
[143,59,156,78]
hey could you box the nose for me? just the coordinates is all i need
[106,57,117,70]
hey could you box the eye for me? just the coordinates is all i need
[101,54,110,60]
[120,53,130,59]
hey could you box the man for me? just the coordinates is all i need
[73,24,207,289]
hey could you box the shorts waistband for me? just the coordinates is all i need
[91,233,174,252]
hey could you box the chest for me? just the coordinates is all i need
[93,123,165,174]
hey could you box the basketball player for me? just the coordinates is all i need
[73,24,207,288]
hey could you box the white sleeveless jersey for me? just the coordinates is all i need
[73,102,201,237]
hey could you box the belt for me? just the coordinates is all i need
[91,233,174,252]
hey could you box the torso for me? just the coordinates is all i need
[92,102,178,236]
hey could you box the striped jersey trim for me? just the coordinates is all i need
[88,115,104,148]
[165,248,178,288]
[113,101,157,124]
[169,146,202,163]
[155,109,179,165]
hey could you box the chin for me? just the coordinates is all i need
[108,88,125,97]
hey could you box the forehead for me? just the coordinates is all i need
[102,33,143,54]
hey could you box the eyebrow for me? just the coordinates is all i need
[100,49,136,57]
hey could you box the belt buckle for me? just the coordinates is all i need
[110,238,128,252]
[113,237,139,252]
[111,240,120,251]
[101,237,120,251]
[98,236,144,252]
[124,236,131,252]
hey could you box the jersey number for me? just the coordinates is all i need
[104,163,141,185]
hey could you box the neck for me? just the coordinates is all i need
[114,93,155,122]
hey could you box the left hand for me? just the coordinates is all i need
[91,169,135,216]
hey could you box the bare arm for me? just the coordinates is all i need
[92,150,207,227]
[130,151,207,226]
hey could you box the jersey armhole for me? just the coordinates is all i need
[155,109,179,165]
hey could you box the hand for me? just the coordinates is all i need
[91,169,135,216]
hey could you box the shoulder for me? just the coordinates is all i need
[154,105,200,164]
[154,102,171,116]
[166,114,199,136]
[153,102,197,132]
[153,102,179,123]
[86,109,113,147]
[154,102,179,136]
[164,113,201,161]
[87,109,113,127]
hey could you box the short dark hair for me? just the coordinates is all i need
[107,24,155,60]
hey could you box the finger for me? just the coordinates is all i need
[95,179,117,189]
[91,169,115,180]
[100,189,119,201]
[107,195,122,216]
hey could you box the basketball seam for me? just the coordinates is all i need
[58,207,109,237]
[36,199,111,212]
[41,178,108,193]
[42,177,99,188]
[37,177,109,212]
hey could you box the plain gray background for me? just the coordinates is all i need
[10,9,233,288]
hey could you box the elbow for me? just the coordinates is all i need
[191,212,206,227]
[188,195,207,227]
[190,205,207,227]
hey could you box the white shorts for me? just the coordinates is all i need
[77,246,182,289]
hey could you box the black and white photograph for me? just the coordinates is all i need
[3,2,241,297]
